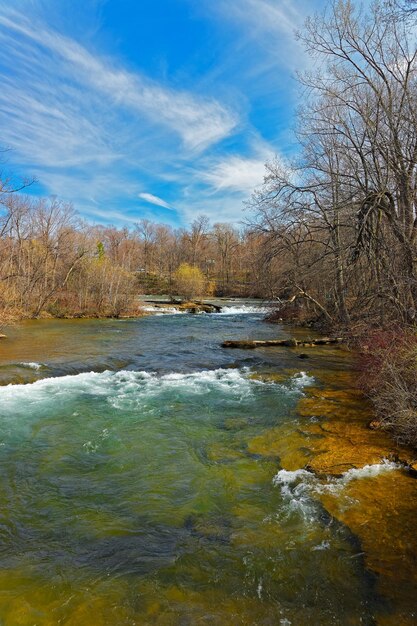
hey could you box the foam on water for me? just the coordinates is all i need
[272,468,316,520]
[0,364,314,422]
[289,371,314,389]
[273,460,400,519]
[215,305,269,315]
[267,371,315,399]
[142,305,185,315]
[18,362,43,370]
[315,460,400,494]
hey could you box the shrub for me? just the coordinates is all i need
[174,264,206,300]
[357,328,417,447]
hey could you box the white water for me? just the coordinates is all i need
[215,305,269,315]
[18,362,43,370]
[0,367,315,426]
[0,368,283,410]
[142,305,185,315]
[287,371,314,390]
[142,304,269,316]
[273,460,400,520]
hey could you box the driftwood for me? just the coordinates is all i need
[222,337,343,349]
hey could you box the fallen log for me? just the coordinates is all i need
[222,337,343,349]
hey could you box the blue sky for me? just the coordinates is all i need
[0,0,323,227]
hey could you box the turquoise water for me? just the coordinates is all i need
[0,308,414,625]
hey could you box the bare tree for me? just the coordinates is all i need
[249,0,417,325]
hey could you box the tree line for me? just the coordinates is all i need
[0,193,274,323]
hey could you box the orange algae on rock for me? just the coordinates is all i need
[296,377,411,475]
[318,469,417,625]
[247,425,313,470]
[248,357,417,623]
[298,387,394,475]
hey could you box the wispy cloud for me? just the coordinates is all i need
[197,0,312,80]
[0,4,240,221]
[139,193,172,209]
[217,0,304,38]
[174,140,279,224]
[0,1,306,227]
[0,10,238,153]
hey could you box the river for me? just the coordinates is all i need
[0,304,415,625]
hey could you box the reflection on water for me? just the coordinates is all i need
[0,305,415,625]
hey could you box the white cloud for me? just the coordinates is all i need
[178,192,249,225]
[0,10,238,152]
[198,138,278,195]
[82,206,140,225]
[201,155,268,193]
[0,5,242,225]
[138,193,172,209]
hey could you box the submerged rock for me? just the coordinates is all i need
[296,386,400,475]
[205,442,246,463]
[318,469,417,624]
[222,417,251,431]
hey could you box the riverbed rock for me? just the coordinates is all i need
[205,442,246,463]
[223,417,251,431]
[179,301,221,314]
[317,469,417,623]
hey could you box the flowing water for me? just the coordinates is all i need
[0,305,415,625]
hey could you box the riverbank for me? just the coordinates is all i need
[0,297,235,333]
[265,308,417,453]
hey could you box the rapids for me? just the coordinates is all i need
[0,303,415,625]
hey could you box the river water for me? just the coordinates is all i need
[0,305,415,625]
